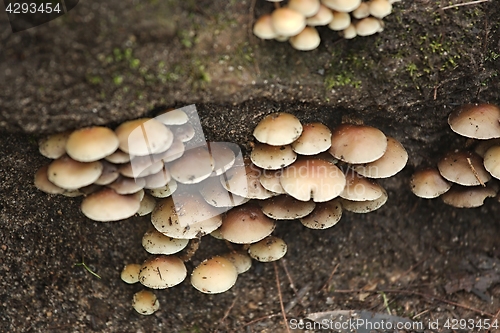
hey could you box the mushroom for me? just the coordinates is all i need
[253,113,303,146]
[65,126,119,162]
[148,179,178,198]
[260,195,316,220]
[221,252,253,274]
[483,145,500,180]
[299,199,342,229]
[342,24,357,39]
[248,236,287,262]
[288,0,321,17]
[219,203,276,244]
[172,123,195,143]
[156,108,189,125]
[340,171,384,201]
[328,11,351,31]
[143,167,172,189]
[355,17,383,36]
[105,149,132,164]
[137,194,156,216]
[38,131,71,159]
[220,161,274,199]
[169,146,214,184]
[290,26,321,51]
[259,170,287,194]
[474,138,500,157]
[142,228,189,255]
[191,256,238,294]
[115,118,173,156]
[437,150,491,186]
[306,4,334,26]
[368,0,392,19]
[138,255,187,289]
[322,0,361,12]
[271,7,307,37]
[94,161,119,186]
[132,290,160,315]
[329,124,388,164]
[441,185,497,208]
[81,188,141,222]
[151,193,222,239]
[47,156,103,190]
[291,122,332,155]
[250,143,297,170]
[352,2,370,18]
[107,176,146,195]
[352,137,408,178]
[207,142,238,176]
[34,164,65,194]
[339,188,388,213]
[448,103,500,139]
[410,168,451,199]
[199,177,249,208]
[253,14,278,40]
[279,159,346,202]
[153,138,185,163]
[119,155,164,178]
[121,263,142,284]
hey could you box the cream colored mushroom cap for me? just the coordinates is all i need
[355,17,383,36]
[248,236,287,262]
[410,168,451,199]
[139,255,187,289]
[340,187,388,213]
[322,0,361,12]
[474,138,500,158]
[172,123,195,143]
[154,138,185,163]
[156,108,189,125]
[221,252,253,274]
[280,159,346,202]
[207,142,237,176]
[441,185,497,208]
[340,171,384,201]
[292,122,332,155]
[132,290,160,315]
[352,2,370,18]
[259,170,286,194]
[448,103,500,139]
[253,112,303,146]
[290,26,321,51]
[328,11,351,31]
[299,199,342,229]
[81,188,141,222]
[121,263,142,284]
[483,145,500,180]
[253,14,278,40]
[66,127,119,162]
[306,4,333,26]
[220,203,276,244]
[105,149,132,164]
[342,23,357,39]
[353,137,408,178]
[251,143,297,170]
[115,118,173,156]
[329,124,387,164]
[289,0,321,17]
[220,162,274,199]
[47,156,103,190]
[151,193,222,239]
[191,256,238,294]
[199,177,249,208]
[143,167,172,189]
[169,146,214,184]
[38,131,71,159]
[271,8,306,37]
[34,164,65,194]
[148,179,178,198]
[137,194,157,216]
[369,0,392,19]
[107,176,146,195]
[261,195,316,220]
[142,229,189,255]
[94,161,119,186]
[437,151,491,186]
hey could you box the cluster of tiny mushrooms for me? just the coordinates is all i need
[34,102,499,315]
[410,103,500,208]
[253,0,400,51]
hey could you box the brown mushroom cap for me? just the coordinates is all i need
[437,150,491,186]
[169,146,214,184]
[322,0,361,12]
[38,131,71,159]
[191,256,238,294]
[253,113,303,146]
[253,14,278,40]
[290,26,321,51]
[410,168,451,199]
[221,162,274,199]
[291,122,332,155]
[115,118,174,156]
[248,236,287,262]
[81,188,141,222]
[151,193,222,239]
[306,4,333,26]
[139,255,187,289]
[352,137,408,178]
[66,127,119,162]
[280,159,346,202]
[448,103,500,139]
[142,229,189,255]
[34,164,65,194]
[250,143,297,170]
[221,252,253,274]
[299,199,342,229]
[121,263,142,284]
[132,290,160,315]
[47,156,103,190]
[340,171,384,201]
[260,195,316,220]
[329,124,388,164]
[340,188,388,213]
[441,185,497,208]
[219,203,276,244]
[483,145,500,180]
[259,170,286,194]
[271,8,306,37]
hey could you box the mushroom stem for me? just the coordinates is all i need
[178,238,201,262]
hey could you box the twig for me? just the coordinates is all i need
[320,263,340,291]
[241,313,281,327]
[274,262,291,333]
[285,283,312,313]
[280,259,298,294]
[441,0,489,10]
[218,296,237,325]
[467,157,486,187]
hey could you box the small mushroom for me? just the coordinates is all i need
[306,4,334,26]
[94,161,119,186]
[259,170,286,194]
[355,17,383,36]
[322,0,361,12]
[172,123,195,143]
[156,108,189,125]
[119,155,164,178]
[142,228,189,255]
[47,156,103,190]
[441,185,497,208]
[271,8,306,37]
[207,142,238,176]
[107,176,146,195]
[137,194,157,216]
[199,177,249,208]
[290,26,321,51]
[340,171,384,201]
[253,113,303,146]
[34,164,65,194]
[121,263,142,284]
[328,11,351,31]
[288,0,321,17]
[483,145,500,180]
[448,103,500,139]
[132,290,160,315]
[340,188,388,213]
[115,118,173,156]
[352,137,408,178]
[105,149,132,164]
[191,256,238,294]
[437,150,491,186]
[368,0,392,19]
[148,179,178,198]
[410,168,451,199]
[81,188,141,222]
[221,252,252,274]
[143,167,171,189]
[139,255,187,289]
[299,199,342,229]
[248,236,287,262]
[291,122,332,155]
[65,126,119,162]
[220,162,274,199]
[253,14,278,40]
[38,131,71,159]
[260,195,316,220]
[250,143,297,170]
[352,2,370,18]
[169,146,214,184]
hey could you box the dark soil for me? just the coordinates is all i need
[1,0,499,332]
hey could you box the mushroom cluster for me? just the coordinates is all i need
[410,103,500,208]
[253,0,400,51]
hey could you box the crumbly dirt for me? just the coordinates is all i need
[1,0,500,333]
